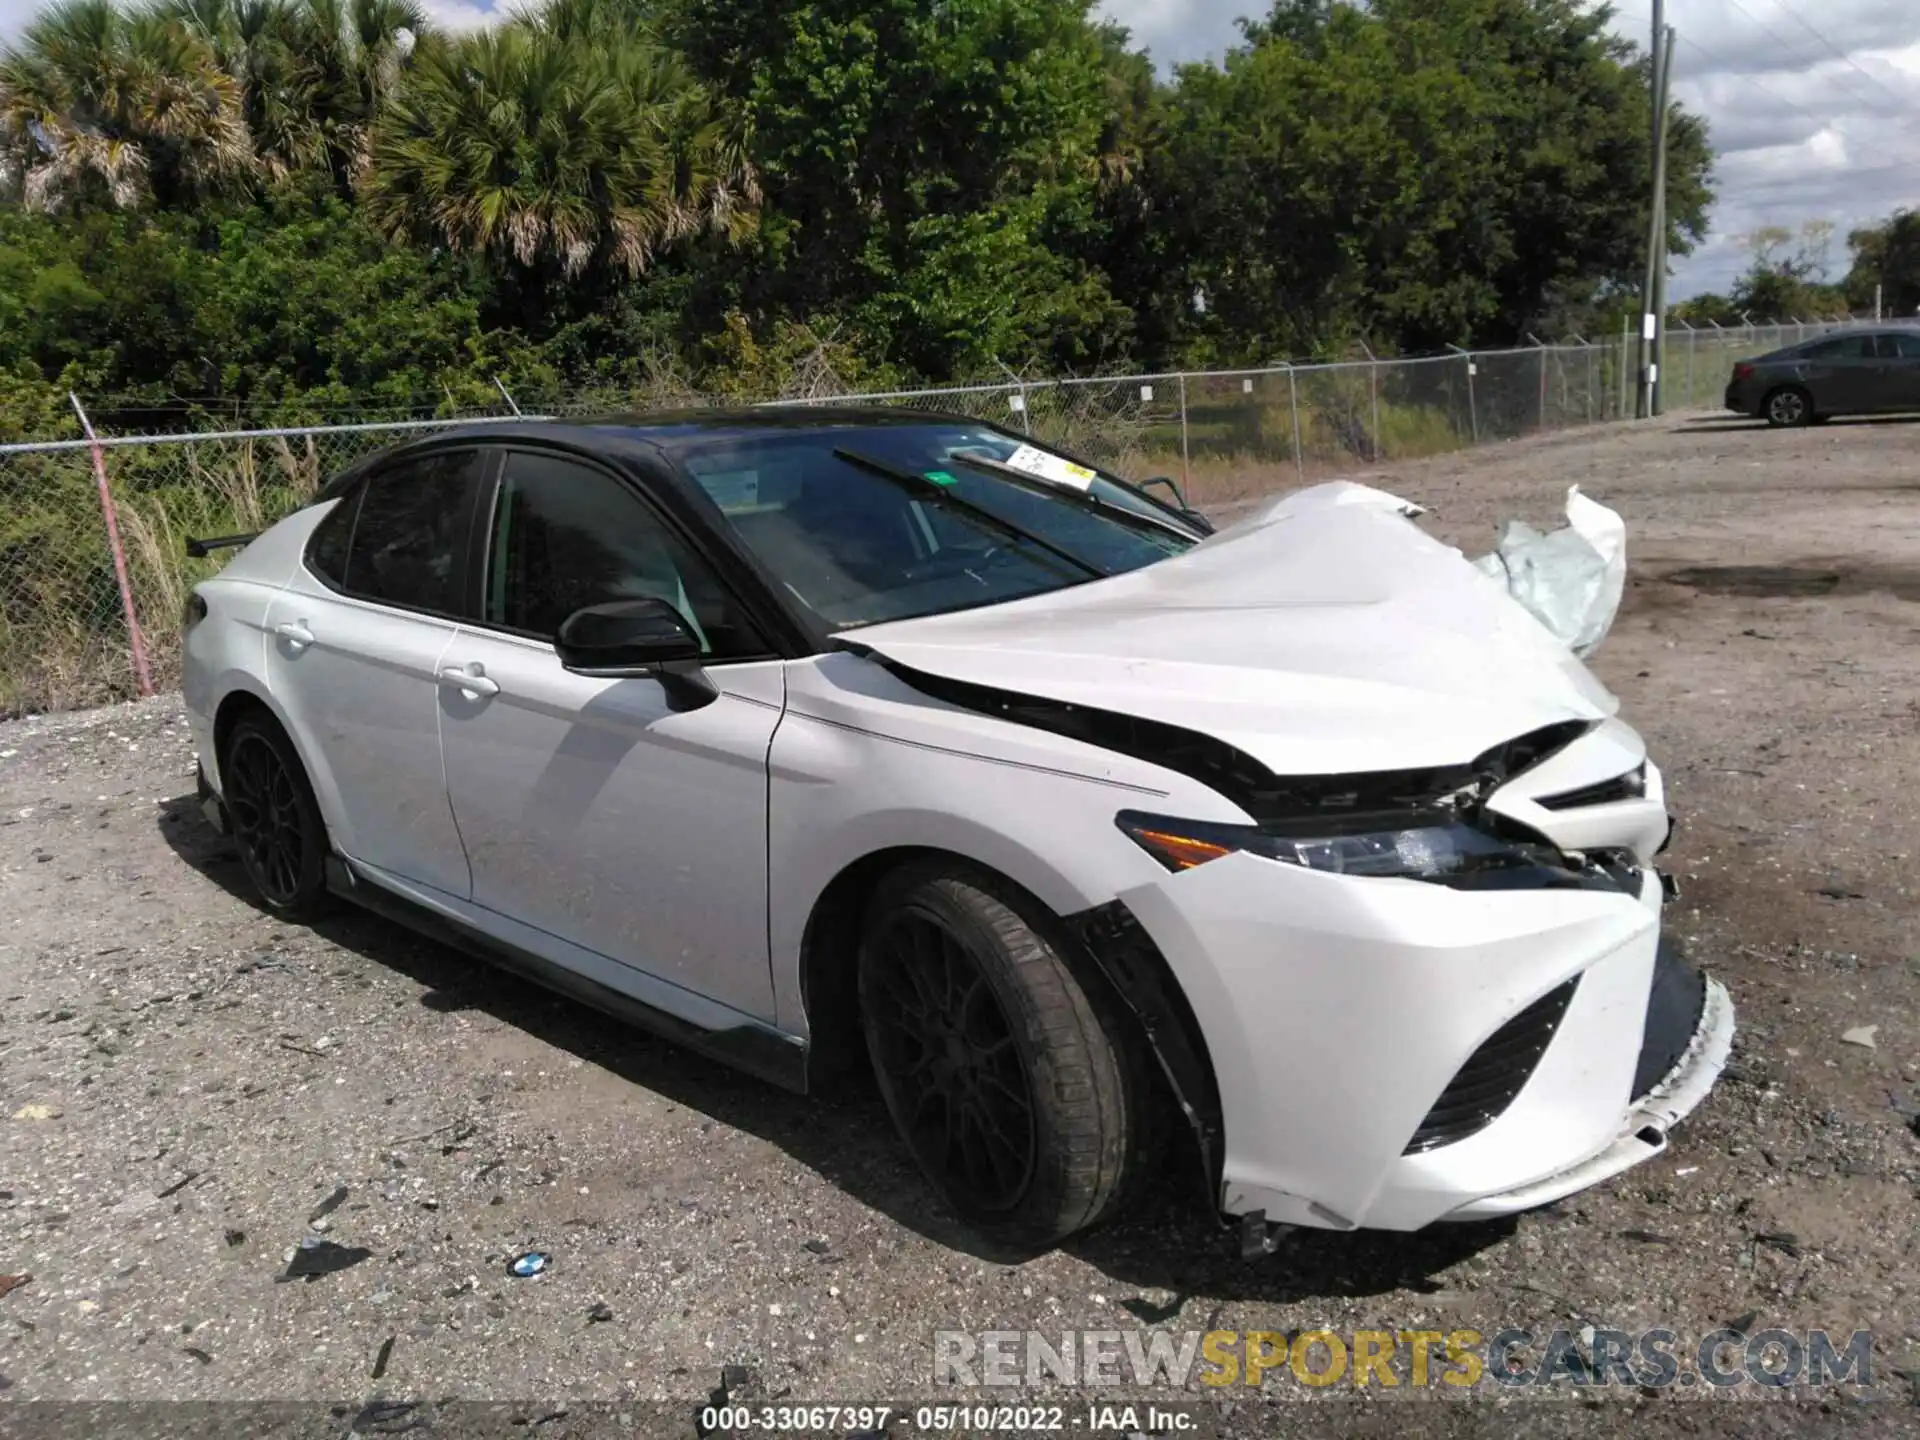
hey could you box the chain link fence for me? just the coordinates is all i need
[0,322,1873,718]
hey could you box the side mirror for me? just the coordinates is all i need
[555,598,702,675]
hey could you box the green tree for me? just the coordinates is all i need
[0,194,533,423]
[172,0,433,193]
[669,0,1130,375]
[0,0,255,210]
[1115,0,1714,362]
[1843,210,1920,319]
[1729,222,1847,321]
[361,11,753,283]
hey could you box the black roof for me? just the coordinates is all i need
[314,405,990,501]
[578,405,993,453]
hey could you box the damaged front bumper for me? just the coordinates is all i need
[1442,969,1731,1220]
[1114,841,1733,1238]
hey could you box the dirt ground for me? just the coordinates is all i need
[1,411,1917,1432]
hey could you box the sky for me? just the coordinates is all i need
[2,0,1916,303]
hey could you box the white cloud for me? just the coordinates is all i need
[0,0,40,42]
[418,0,499,32]
[1098,0,1920,303]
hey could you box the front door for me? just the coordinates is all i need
[264,448,489,899]
[1799,333,1882,414]
[437,447,785,1021]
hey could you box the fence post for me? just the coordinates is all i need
[998,361,1031,436]
[1619,316,1630,419]
[1527,333,1548,432]
[69,394,154,699]
[1177,372,1191,490]
[1357,342,1381,461]
[1286,364,1305,483]
[1447,345,1478,444]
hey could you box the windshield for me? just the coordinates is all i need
[675,423,1200,629]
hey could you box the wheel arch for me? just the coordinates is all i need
[208,682,346,851]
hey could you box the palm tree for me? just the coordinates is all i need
[362,7,754,278]
[162,0,322,180]
[0,0,254,211]
[292,0,429,192]
[160,0,428,190]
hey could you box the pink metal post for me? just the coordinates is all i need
[69,394,154,698]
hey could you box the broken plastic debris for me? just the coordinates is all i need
[0,1274,30,1300]
[1841,1026,1878,1049]
[1471,484,1626,657]
[508,1251,550,1278]
[277,1237,372,1283]
[12,1104,61,1122]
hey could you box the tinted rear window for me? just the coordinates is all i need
[340,450,484,615]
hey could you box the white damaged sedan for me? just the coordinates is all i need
[180,411,1733,1250]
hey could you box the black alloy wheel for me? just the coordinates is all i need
[857,862,1154,1248]
[221,716,328,917]
[863,906,1037,1214]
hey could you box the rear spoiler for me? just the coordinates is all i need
[185,533,259,559]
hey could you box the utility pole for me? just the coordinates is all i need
[1650,23,1676,416]
[1636,0,1668,418]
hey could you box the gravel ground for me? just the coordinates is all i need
[1,412,1917,1432]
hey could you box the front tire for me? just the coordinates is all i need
[1763,386,1813,427]
[220,713,330,919]
[856,861,1150,1248]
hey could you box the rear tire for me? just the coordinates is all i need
[219,713,330,919]
[856,861,1152,1248]
[1763,386,1813,427]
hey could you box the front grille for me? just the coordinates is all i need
[1537,764,1646,811]
[1403,978,1580,1154]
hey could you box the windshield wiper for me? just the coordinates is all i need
[938,450,1198,542]
[831,447,1107,580]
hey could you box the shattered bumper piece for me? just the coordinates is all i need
[1442,977,1733,1220]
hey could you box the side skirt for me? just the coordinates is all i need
[325,856,810,1095]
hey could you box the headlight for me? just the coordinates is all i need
[1116,809,1633,891]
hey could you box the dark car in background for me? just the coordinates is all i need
[1725,327,1920,427]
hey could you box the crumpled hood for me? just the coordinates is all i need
[838,483,1619,775]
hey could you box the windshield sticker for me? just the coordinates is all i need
[698,471,760,510]
[1003,443,1097,492]
[923,469,959,486]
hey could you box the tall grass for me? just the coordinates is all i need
[1,436,337,718]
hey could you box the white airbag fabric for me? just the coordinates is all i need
[1471,485,1626,658]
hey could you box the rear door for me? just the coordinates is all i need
[1877,331,1920,412]
[435,445,786,1021]
[263,447,491,898]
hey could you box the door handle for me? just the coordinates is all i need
[439,665,500,698]
[274,621,314,649]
